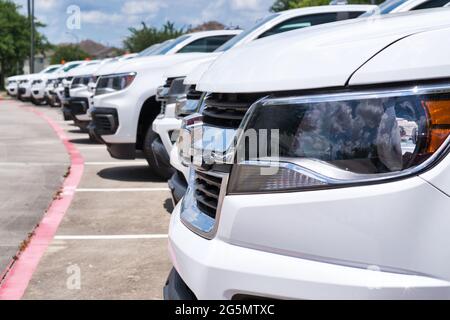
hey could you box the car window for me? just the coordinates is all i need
[258,12,365,39]
[44,67,60,74]
[360,0,408,16]
[177,35,237,53]
[411,0,450,10]
[152,36,191,55]
[215,14,280,52]
[63,63,81,72]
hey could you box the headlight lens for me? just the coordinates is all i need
[71,75,96,89]
[95,72,136,96]
[228,84,450,194]
[175,96,202,118]
[157,77,190,104]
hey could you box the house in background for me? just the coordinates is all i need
[79,40,123,59]
[23,50,53,74]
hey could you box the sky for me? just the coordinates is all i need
[12,0,275,48]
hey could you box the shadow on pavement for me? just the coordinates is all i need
[69,138,100,145]
[97,166,165,183]
[68,129,85,134]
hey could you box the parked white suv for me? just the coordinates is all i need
[362,0,450,15]
[89,30,241,173]
[63,61,104,130]
[29,64,62,104]
[165,9,450,300]
[153,5,375,182]
[17,64,61,101]
[167,0,450,204]
[45,61,86,108]
[5,76,20,97]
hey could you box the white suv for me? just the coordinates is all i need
[167,0,450,205]
[165,9,450,300]
[45,61,87,108]
[17,64,61,102]
[63,61,104,130]
[89,30,240,175]
[153,5,375,186]
[5,76,20,97]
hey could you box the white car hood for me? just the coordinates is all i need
[95,52,213,76]
[185,59,216,86]
[165,53,221,80]
[198,9,450,93]
[350,25,450,85]
[68,63,101,78]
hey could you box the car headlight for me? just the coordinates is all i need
[228,83,450,194]
[157,77,190,104]
[95,72,136,96]
[175,96,202,118]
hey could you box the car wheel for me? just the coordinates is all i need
[31,97,41,106]
[143,126,175,180]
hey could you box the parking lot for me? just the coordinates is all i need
[0,96,172,300]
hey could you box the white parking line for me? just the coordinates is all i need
[75,188,170,192]
[76,146,107,150]
[54,234,168,240]
[84,161,148,166]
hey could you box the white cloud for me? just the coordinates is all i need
[231,0,262,10]
[121,0,167,15]
[37,0,59,11]
[81,10,123,25]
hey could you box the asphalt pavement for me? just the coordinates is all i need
[0,97,173,300]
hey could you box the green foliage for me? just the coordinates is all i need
[0,0,51,85]
[270,0,382,11]
[50,45,89,64]
[123,21,185,53]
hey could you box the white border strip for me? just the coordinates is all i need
[54,235,168,240]
[76,188,170,192]
[84,162,149,166]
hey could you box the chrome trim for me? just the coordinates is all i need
[227,83,450,194]
[180,169,229,240]
[261,82,450,106]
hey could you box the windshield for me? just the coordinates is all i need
[137,43,163,57]
[63,63,81,72]
[137,36,189,57]
[43,66,60,74]
[360,0,409,16]
[214,14,280,52]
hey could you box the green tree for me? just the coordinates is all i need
[0,0,51,86]
[123,21,185,53]
[50,44,89,64]
[270,0,382,11]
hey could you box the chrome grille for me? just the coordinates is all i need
[202,93,266,128]
[194,171,222,219]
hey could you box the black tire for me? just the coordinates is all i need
[31,97,41,106]
[143,126,175,180]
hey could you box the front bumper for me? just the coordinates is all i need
[18,86,31,99]
[168,170,188,205]
[89,107,136,159]
[64,97,90,130]
[31,86,45,100]
[164,268,198,300]
[7,86,17,96]
[170,143,190,181]
[169,201,450,300]
[152,115,182,155]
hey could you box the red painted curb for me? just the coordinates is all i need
[0,106,84,300]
